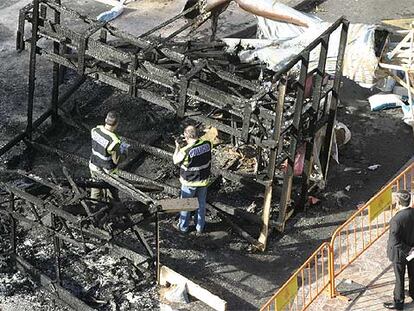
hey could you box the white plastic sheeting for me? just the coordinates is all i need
[97,1,125,22]
[223,1,378,88]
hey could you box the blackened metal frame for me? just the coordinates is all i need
[1,0,348,254]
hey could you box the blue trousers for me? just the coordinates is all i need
[178,185,207,232]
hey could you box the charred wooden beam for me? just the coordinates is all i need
[0,208,85,248]
[29,142,180,196]
[207,203,263,250]
[0,75,85,157]
[62,166,93,216]
[92,170,156,206]
[0,168,66,193]
[15,255,95,311]
[207,199,264,225]
[119,133,161,171]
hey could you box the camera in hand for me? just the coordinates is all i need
[173,134,185,146]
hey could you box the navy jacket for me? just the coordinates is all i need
[387,208,414,263]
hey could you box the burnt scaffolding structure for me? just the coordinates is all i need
[0,166,191,309]
[0,2,349,300]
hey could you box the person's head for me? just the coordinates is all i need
[394,190,411,208]
[183,125,198,142]
[105,111,119,131]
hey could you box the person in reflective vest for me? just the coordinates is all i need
[173,125,211,234]
[89,111,127,201]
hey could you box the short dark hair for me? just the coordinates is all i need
[397,190,411,207]
[105,111,118,126]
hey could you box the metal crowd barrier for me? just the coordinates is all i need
[260,243,331,310]
[328,162,413,297]
[260,160,414,310]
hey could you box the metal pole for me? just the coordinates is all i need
[329,244,336,298]
[26,0,41,140]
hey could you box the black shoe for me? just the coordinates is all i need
[383,301,404,310]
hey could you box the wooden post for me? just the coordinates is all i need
[156,212,160,283]
[51,213,62,284]
[51,0,62,126]
[9,194,17,256]
[276,54,309,232]
[299,35,330,210]
[320,21,349,178]
[258,77,287,250]
[26,0,41,140]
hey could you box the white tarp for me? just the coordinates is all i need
[223,1,378,88]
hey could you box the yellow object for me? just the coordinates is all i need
[368,186,392,222]
[382,18,414,30]
[201,127,220,145]
[275,276,298,310]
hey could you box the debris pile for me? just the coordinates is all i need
[0,0,353,308]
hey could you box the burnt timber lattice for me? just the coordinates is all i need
[0,0,348,308]
[3,0,350,249]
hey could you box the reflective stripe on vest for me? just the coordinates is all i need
[179,139,211,186]
[90,125,120,170]
[180,160,211,172]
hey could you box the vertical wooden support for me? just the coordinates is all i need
[178,79,189,118]
[16,4,28,51]
[51,213,61,284]
[155,212,160,283]
[58,42,67,85]
[210,9,219,42]
[320,21,349,178]
[9,194,17,256]
[299,35,330,210]
[231,115,237,146]
[26,0,41,140]
[177,62,206,118]
[51,0,61,126]
[129,55,138,97]
[276,54,309,232]
[99,29,107,43]
[39,3,47,19]
[241,104,252,142]
[258,77,287,250]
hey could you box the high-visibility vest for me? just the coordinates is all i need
[90,125,121,171]
[179,139,211,187]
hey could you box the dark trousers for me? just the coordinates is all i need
[393,260,414,303]
[90,169,120,202]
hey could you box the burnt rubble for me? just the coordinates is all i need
[0,0,349,309]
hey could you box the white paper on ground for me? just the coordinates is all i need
[368,93,404,111]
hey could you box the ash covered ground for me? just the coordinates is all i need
[1,0,414,310]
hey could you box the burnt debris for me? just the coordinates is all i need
[0,0,349,308]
